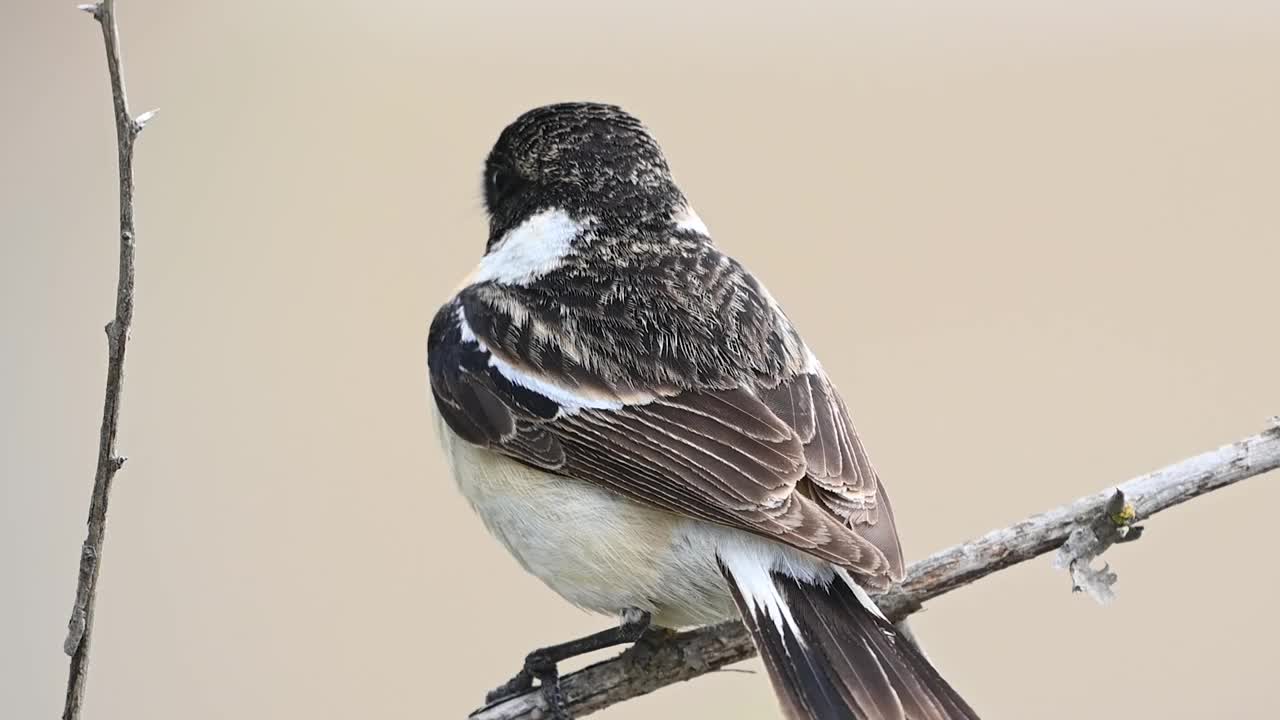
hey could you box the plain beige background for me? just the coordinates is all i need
[3,1,1279,718]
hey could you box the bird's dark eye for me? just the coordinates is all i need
[487,167,518,198]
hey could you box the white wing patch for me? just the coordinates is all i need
[456,306,479,343]
[487,353,624,413]
[454,306,624,414]
[471,208,587,285]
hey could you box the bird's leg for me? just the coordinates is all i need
[484,609,653,718]
[620,624,678,667]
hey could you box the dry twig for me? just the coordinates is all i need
[472,419,1280,720]
[62,2,155,718]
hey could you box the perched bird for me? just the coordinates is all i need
[428,102,979,720]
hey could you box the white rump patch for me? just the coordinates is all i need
[672,206,710,236]
[472,208,585,285]
[716,532,833,645]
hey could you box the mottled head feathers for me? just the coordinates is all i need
[482,102,686,247]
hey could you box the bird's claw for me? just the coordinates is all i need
[483,651,569,719]
[483,668,532,705]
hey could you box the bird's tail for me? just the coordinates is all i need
[720,559,979,720]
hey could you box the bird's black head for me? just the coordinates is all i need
[481,103,686,247]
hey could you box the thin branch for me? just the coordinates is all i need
[63,2,154,718]
[471,418,1280,720]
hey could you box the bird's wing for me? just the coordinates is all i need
[428,279,904,583]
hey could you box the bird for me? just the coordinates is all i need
[427,102,979,720]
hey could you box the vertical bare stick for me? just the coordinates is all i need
[63,2,155,718]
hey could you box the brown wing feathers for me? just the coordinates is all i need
[559,398,891,573]
[761,373,905,581]
[428,284,901,581]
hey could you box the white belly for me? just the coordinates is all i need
[434,414,738,628]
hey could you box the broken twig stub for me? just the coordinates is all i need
[1053,489,1143,603]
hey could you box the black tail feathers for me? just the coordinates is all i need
[722,564,979,720]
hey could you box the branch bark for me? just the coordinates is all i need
[471,418,1280,720]
[63,3,154,718]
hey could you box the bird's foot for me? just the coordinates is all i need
[483,667,531,705]
[621,626,676,668]
[481,609,653,719]
[484,650,568,720]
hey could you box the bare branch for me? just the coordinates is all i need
[63,2,150,718]
[471,419,1280,720]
